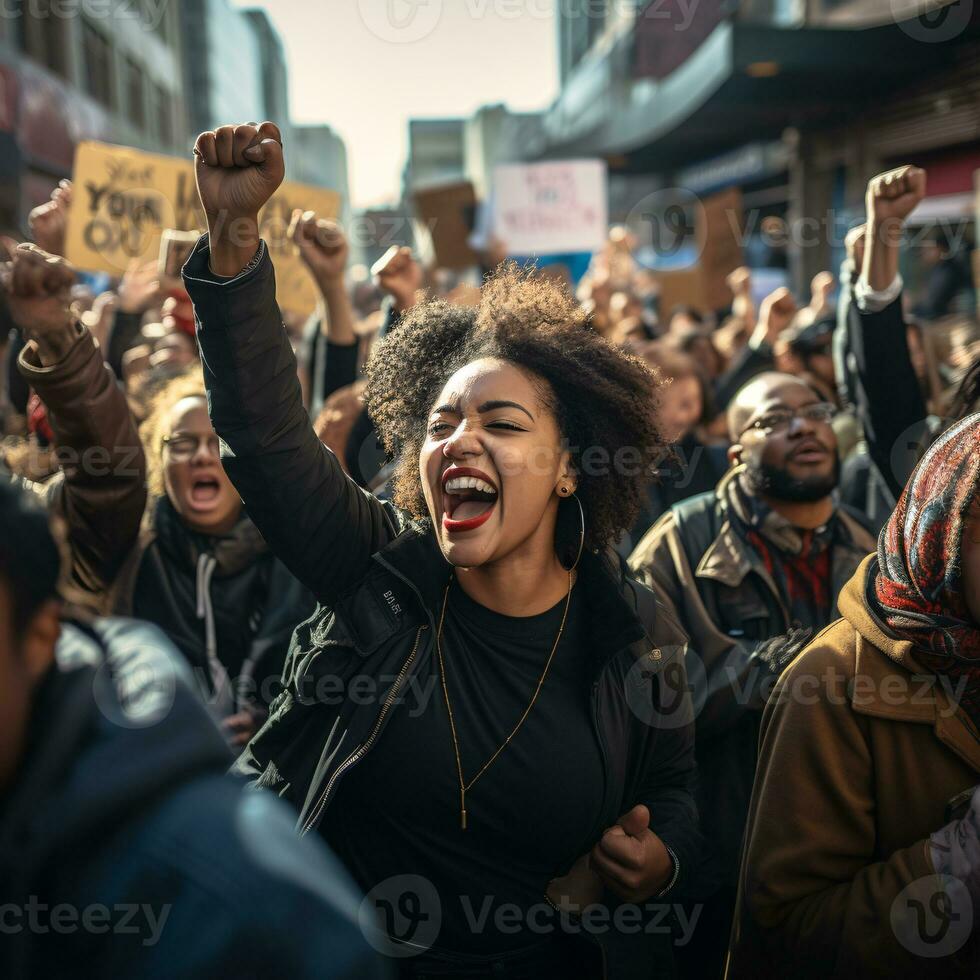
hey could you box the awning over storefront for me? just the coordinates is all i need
[535,7,980,172]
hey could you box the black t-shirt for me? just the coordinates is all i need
[321,579,605,956]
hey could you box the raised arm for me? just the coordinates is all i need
[5,244,147,600]
[714,288,794,411]
[851,166,929,499]
[185,122,399,606]
[291,212,359,415]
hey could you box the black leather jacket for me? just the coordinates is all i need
[185,235,702,979]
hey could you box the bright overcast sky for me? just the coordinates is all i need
[234,0,559,209]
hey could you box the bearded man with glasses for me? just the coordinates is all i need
[629,371,877,980]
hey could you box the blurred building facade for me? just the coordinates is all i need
[464,103,543,199]
[403,117,466,196]
[0,0,186,230]
[0,1,349,246]
[180,2,297,164]
[243,8,292,138]
[532,0,980,305]
[291,124,351,227]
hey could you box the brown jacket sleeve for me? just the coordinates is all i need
[730,631,937,979]
[18,327,146,602]
[629,513,767,737]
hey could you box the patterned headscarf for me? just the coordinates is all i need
[872,413,980,723]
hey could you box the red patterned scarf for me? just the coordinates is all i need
[872,414,980,724]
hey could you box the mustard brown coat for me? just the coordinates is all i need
[727,554,980,979]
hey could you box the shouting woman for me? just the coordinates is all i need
[184,122,700,979]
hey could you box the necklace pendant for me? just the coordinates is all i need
[461,806,468,831]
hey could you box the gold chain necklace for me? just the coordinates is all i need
[435,571,573,830]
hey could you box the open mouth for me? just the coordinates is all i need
[189,475,222,508]
[441,466,499,533]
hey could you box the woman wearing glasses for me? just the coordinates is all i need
[10,238,314,748]
[101,371,313,744]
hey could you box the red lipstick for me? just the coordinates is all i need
[441,465,499,534]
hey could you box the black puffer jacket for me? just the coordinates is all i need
[185,235,703,980]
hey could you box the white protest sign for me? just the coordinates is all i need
[492,160,607,255]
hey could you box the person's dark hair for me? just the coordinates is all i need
[640,342,714,424]
[0,477,62,633]
[364,264,665,552]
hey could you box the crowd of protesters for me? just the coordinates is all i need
[0,120,978,980]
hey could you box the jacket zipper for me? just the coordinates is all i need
[300,624,427,836]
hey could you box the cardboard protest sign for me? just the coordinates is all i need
[698,187,744,312]
[65,140,341,315]
[656,267,706,320]
[492,160,607,255]
[412,180,480,269]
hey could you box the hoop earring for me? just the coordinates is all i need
[569,492,585,570]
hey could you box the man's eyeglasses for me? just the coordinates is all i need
[742,403,836,436]
[162,434,221,459]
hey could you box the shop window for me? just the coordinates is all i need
[14,0,68,77]
[125,57,145,130]
[149,82,173,149]
[82,20,113,107]
[565,0,607,72]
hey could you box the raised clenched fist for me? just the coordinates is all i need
[726,266,752,296]
[1,240,79,365]
[193,121,285,222]
[866,165,926,226]
[117,258,162,314]
[28,179,72,258]
[372,245,422,313]
[754,286,797,346]
[808,271,835,314]
[290,210,348,286]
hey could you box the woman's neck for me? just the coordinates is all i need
[454,548,573,617]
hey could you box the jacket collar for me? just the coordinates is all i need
[372,520,648,670]
[842,555,980,772]
[695,470,874,601]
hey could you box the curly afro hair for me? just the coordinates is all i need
[364,264,666,553]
